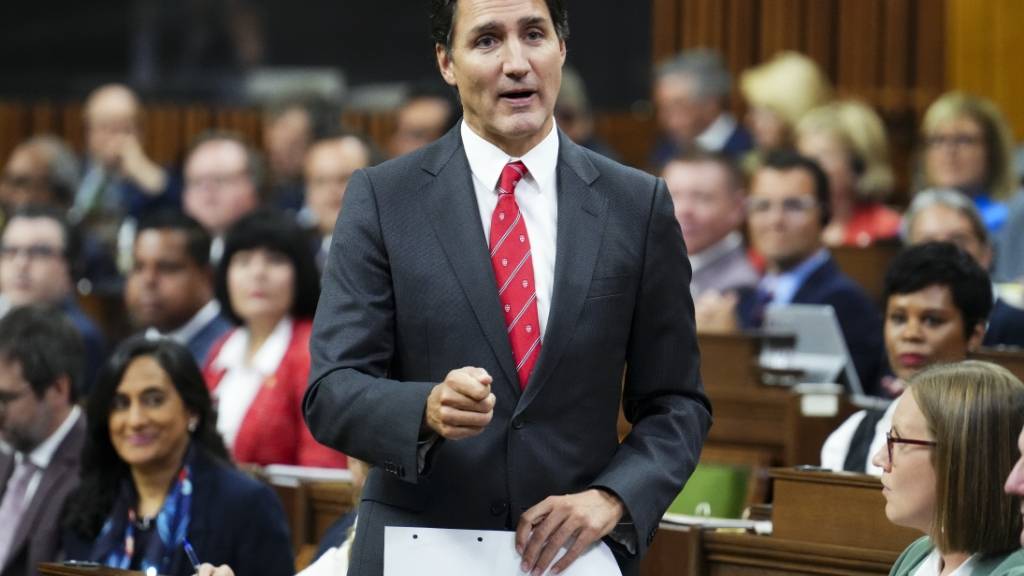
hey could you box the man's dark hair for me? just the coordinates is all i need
[883,242,993,339]
[0,305,84,403]
[430,0,570,52]
[5,204,81,279]
[669,149,747,192]
[758,150,832,226]
[135,210,212,268]
[215,208,321,324]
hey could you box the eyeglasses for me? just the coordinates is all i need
[185,170,247,189]
[747,197,817,216]
[0,244,64,261]
[925,134,984,149]
[886,430,937,462]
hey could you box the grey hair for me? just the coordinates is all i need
[901,187,990,245]
[23,135,81,207]
[655,48,732,101]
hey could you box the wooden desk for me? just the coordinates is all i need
[971,347,1024,382]
[699,333,856,468]
[39,564,141,576]
[641,469,919,576]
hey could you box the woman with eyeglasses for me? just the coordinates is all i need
[872,361,1024,575]
[919,92,1016,234]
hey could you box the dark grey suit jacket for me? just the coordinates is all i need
[304,126,711,575]
[0,415,86,576]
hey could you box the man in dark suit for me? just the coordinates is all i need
[304,1,711,575]
[125,210,233,365]
[737,151,883,393]
[650,49,754,170]
[0,306,86,576]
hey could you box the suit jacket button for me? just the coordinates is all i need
[512,418,525,430]
[490,500,509,516]
[647,529,656,545]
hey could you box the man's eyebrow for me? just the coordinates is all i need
[468,21,502,36]
[468,15,550,36]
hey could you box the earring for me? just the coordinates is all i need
[188,418,198,433]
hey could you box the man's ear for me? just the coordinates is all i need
[47,374,72,403]
[437,44,458,87]
[966,321,986,351]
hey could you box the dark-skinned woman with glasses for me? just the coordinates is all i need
[872,361,1024,576]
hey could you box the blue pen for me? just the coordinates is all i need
[183,538,201,570]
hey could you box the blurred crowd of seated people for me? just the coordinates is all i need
[1,42,1024,576]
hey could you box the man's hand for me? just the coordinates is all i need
[515,489,625,576]
[423,367,495,440]
[694,290,739,333]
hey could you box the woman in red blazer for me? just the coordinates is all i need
[203,209,346,468]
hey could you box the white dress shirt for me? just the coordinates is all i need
[695,112,740,153]
[820,399,896,476]
[211,317,293,449]
[912,549,977,576]
[461,120,559,338]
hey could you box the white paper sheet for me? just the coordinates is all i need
[383,527,622,576]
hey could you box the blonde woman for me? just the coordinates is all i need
[740,51,831,156]
[797,101,900,247]
[920,92,1016,233]
[873,361,1024,575]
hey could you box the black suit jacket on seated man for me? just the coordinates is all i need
[304,123,712,575]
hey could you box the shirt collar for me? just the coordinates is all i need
[211,316,293,375]
[760,248,830,306]
[690,231,743,273]
[461,119,560,195]
[695,112,738,152]
[146,300,223,345]
[24,406,81,470]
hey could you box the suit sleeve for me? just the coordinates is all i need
[303,169,435,484]
[590,177,712,553]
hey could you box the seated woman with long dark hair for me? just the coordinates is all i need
[61,337,294,576]
[875,361,1024,575]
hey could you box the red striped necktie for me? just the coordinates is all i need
[489,161,542,390]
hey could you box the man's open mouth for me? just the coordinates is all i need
[500,90,537,102]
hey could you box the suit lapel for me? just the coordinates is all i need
[8,416,85,558]
[516,135,606,412]
[423,129,520,395]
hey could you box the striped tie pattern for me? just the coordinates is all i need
[489,161,541,390]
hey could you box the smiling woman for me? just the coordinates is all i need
[61,337,295,576]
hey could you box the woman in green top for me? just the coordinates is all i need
[873,361,1024,576]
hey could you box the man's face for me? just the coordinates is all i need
[84,89,139,169]
[389,98,452,157]
[126,229,212,333]
[0,146,54,209]
[884,285,974,382]
[183,140,260,236]
[436,0,566,156]
[0,358,54,453]
[748,168,823,272]
[304,137,370,236]
[654,75,716,146]
[0,218,71,306]
[663,160,744,255]
[264,107,313,181]
[908,204,992,269]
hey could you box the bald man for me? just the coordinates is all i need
[72,84,181,252]
[0,136,79,212]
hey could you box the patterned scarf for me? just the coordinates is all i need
[90,447,195,574]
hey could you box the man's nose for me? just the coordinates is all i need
[502,40,531,77]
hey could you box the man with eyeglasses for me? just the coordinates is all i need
[182,132,265,264]
[739,150,883,393]
[0,206,105,395]
[0,305,86,576]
